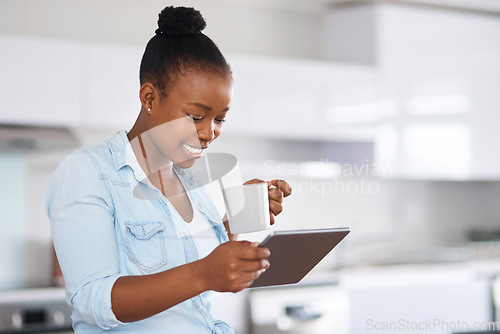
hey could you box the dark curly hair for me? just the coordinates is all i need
[139,6,231,96]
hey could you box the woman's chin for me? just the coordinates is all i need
[174,159,197,169]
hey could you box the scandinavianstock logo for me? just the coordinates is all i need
[263,159,389,196]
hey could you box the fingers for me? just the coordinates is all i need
[244,179,292,198]
[269,180,291,224]
[243,178,292,225]
[268,187,285,225]
[243,179,291,194]
[269,201,283,224]
[228,242,270,274]
[222,242,270,292]
[234,258,269,291]
[270,179,292,198]
[233,272,264,292]
[234,241,270,260]
[268,187,284,203]
[203,241,272,293]
[240,258,270,274]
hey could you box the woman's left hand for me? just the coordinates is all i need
[244,179,292,225]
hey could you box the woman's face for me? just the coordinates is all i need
[144,70,233,169]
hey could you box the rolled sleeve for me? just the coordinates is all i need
[46,150,124,329]
[72,273,124,329]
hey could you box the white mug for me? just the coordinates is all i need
[222,183,270,234]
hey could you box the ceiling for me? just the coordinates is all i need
[216,0,500,14]
[383,0,500,13]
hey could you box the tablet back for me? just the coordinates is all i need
[250,228,350,288]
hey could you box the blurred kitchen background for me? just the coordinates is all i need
[1,0,500,333]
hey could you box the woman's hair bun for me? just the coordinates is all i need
[155,6,207,36]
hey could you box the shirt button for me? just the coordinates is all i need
[198,203,202,208]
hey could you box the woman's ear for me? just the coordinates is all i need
[139,83,155,115]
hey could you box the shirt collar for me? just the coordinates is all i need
[107,130,148,182]
[106,130,200,188]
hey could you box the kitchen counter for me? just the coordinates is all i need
[0,287,71,333]
[0,287,65,304]
[244,258,500,334]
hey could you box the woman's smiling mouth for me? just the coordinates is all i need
[182,143,204,158]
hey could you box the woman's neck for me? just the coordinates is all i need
[128,124,175,183]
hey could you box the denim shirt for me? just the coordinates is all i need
[46,130,232,334]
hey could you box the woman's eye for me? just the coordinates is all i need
[188,115,203,122]
[188,114,225,124]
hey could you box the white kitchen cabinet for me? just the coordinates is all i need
[243,262,497,334]
[222,55,378,141]
[373,70,500,180]
[248,284,349,334]
[466,71,500,179]
[80,43,142,129]
[0,34,81,127]
[324,3,500,179]
[0,34,143,130]
[373,4,500,180]
[343,264,495,334]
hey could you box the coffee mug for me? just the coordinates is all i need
[222,183,270,234]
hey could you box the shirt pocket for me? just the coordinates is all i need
[125,221,167,272]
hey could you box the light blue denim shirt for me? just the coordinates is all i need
[46,130,232,334]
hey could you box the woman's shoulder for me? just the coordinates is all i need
[58,131,126,174]
[46,134,123,212]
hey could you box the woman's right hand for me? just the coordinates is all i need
[200,241,270,293]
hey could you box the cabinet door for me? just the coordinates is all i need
[81,43,142,130]
[0,34,81,127]
[226,55,377,140]
[374,70,500,180]
[348,269,492,333]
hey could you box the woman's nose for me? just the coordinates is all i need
[197,120,215,143]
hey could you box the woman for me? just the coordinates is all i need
[46,5,291,334]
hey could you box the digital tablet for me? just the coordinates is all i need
[250,227,350,288]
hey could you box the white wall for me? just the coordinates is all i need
[0,155,28,289]
[25,151,68,288]
[235,165,500,267]
[0,150,68,290]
